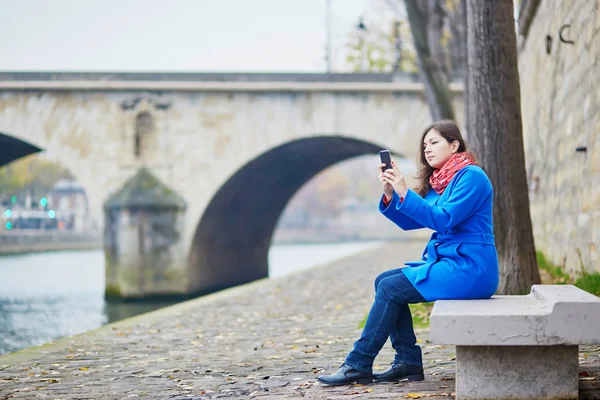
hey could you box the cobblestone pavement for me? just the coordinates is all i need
[1,240,599,399]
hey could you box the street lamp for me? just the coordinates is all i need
[326,0,332,73]
[356,17,367,72]
[357,17,367,31]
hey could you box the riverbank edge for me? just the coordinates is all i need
[0,240,411,367]
[0,242,103,256]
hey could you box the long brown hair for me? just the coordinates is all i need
[414,120,477,197]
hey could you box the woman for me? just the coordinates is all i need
[317,120,499,386]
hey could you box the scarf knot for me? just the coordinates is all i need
[429,152,477,195]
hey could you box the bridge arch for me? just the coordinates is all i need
[187,135,404,295]
[0,131,42,166]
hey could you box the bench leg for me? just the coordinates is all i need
[455,345,578,400]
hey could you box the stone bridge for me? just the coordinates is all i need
[0,72,463,298]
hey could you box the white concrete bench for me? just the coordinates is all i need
[429,285,600,400]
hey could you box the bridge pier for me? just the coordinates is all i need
[103,167,188,300]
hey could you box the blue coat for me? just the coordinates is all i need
[379,165,499,301]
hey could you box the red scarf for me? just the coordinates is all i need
[429,152,477,194]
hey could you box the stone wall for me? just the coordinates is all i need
[518,0,600,274]
[0,231,101,255]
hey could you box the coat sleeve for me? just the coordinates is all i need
[396,169,491,233]
[379,191,424,231]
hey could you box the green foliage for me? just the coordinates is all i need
[0,155,72,198]
[358,313,368,329]
[536,251,570,284]
[358,302,434,330]
[536,250,600,296]
[575,274,600,297]
[410,302,434,328]
[104,284,122,298]
[344,19,418,73]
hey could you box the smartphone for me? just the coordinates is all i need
[379,150,392,172]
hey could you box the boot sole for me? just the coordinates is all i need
[374,373,425,382]
[317,377,374,386]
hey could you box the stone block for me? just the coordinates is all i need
[455,345,578,400]
[430,285,600,399]
[430,285,600,346]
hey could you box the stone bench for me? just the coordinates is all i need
[429,285,600,400]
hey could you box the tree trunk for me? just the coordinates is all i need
[404,0,455,120]
[465,0,540,294]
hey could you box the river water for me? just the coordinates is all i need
[0,241,381,355]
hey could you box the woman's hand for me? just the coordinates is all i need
[381,161,408,199]
[378,163,394,200]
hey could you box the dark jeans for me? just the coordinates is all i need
[344,268,427,372]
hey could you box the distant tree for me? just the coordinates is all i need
[347,0,466,120]
[344,14,418,73]
[0,155,73,199]
[465,0,540,294]
[279,167,351,228]
[315,170,351,219]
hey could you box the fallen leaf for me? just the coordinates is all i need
[335,304,343,310]
[79,367,89,371]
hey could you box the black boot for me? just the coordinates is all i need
[317,364,373,386]
[373,363,424,382]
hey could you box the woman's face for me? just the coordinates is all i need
[423,129,459,169]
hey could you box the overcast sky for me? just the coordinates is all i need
[0,0,382,72]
